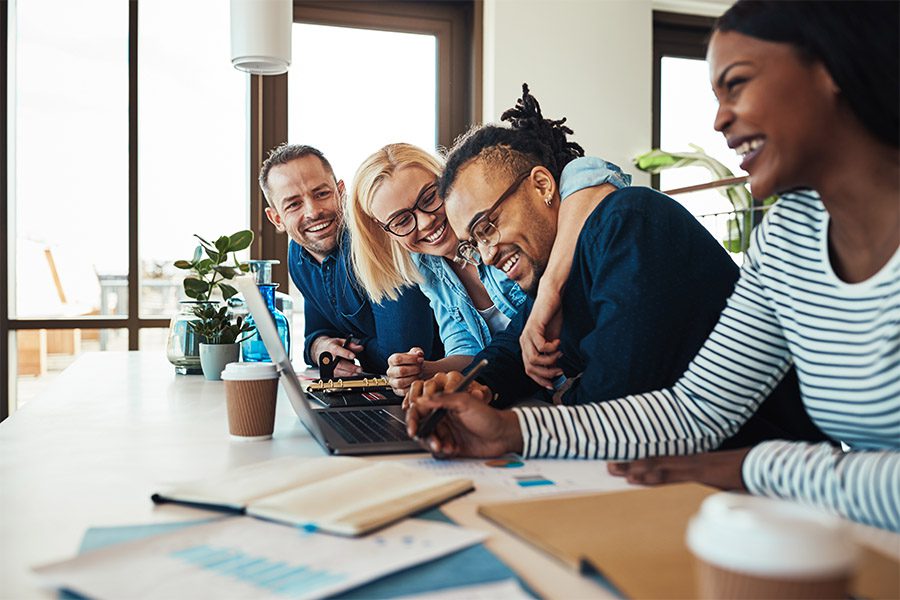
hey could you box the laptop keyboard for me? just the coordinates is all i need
[320,409,409,445]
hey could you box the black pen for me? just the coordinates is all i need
[414,359,488,440]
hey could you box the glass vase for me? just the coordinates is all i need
[166,301,216,374]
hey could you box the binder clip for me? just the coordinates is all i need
[318,351,337,381]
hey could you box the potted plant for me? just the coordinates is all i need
[633,146,777,253]
[165,230,254,377]
[190,303,255,380]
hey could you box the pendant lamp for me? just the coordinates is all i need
[230,0,292,75]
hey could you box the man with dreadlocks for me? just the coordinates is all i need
[407,84,824,449]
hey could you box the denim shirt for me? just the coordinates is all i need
[412,254,528,356]
[288,235,442,372]
[559,156,631,200]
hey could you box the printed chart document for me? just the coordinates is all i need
[397,456,633,502]
[34,516,486,600]
[152,456,473,536]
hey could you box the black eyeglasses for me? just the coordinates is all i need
[381,181,443,237]
[456,171,530,266]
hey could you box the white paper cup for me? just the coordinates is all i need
[221,363,279,441]
[686,493,858,599]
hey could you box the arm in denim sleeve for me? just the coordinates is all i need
[302,296,342,367]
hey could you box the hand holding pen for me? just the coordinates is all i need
[404,361,524,458]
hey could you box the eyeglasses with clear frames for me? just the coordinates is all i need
[455,171,531,266]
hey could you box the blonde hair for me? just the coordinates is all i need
[346,143,444,303]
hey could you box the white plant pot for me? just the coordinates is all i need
[199,343,240,381]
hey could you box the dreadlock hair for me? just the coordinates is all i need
[438,83,585,200]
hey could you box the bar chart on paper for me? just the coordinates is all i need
[34,517,486,599]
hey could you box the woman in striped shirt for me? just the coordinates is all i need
[406,0,899,531]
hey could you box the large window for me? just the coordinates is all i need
[2,1,476,420]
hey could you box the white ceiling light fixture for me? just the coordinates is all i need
[230,0,292,75]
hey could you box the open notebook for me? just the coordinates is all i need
[152,456,474,536]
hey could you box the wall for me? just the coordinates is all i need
[482,0,654,186]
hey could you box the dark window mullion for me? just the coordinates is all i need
[128,0,139,350]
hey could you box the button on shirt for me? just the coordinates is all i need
[288,236,443,373]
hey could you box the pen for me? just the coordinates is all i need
[414,359,488,440]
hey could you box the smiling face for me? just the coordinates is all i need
[264,155,344,262]
[708,30,840,199]
[444,161,558,295]
[369,165,458,258]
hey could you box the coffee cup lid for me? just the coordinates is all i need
[686,493,858,577]
[221,362,280,381]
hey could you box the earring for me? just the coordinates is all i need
[544,195,553,206]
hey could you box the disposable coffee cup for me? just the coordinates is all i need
[221,362,280,441]
[686,493,857,599]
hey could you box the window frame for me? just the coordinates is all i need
[1,0,478,421]
[651,11,716,191]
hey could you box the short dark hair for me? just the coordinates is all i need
[715,0,899,148]
[438,84,585,199]
[258,143,337,203]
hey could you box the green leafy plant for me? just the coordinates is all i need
[188,304,255,345]
[174,230,255,344]
[174,230,253,301]
[634,145,776,253]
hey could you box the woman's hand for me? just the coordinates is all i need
[607,448,751,490]
[404,372,522,458]
[386,347,425,396]
[520,286,564,389]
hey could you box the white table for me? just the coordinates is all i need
[3,352,897,599]
[0,352,620,599]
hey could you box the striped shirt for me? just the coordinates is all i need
[513,191,900,531]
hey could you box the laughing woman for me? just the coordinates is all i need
[406,0,900,531]
[345,144,528,395]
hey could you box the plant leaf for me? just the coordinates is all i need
[203,247,220,263]
[214,266,237,279]
[192,245,203,263]
[228,230,254,252]
[183,278,209,297]
[215,236,230,255]
[173,260,192,270]
[219,283,238,300]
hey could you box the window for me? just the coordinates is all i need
[1,1,477,420]
[653,12,756,262]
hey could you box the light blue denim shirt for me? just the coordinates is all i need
[560,156,631,200]
[412,254,527,356]
[415,156,632,357]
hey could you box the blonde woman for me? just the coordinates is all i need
[346,143,527,395]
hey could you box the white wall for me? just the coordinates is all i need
[483,0,654,186]
[481,0,731,186]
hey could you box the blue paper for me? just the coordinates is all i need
[64,509,534,599]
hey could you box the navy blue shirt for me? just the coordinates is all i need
[288,237,443,373]
[477,186,740,405]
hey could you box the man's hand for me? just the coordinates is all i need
[310,335,364,377]
[520,287,564,389]
[386,347,425,396]
[607,448,751,490]
[405,372,523,458]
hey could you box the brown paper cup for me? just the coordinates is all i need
[224,378,279,440]
[696,557,850,599]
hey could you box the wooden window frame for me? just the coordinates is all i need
[651,11,716,190]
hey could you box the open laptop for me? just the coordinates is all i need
[234,276,422,455]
